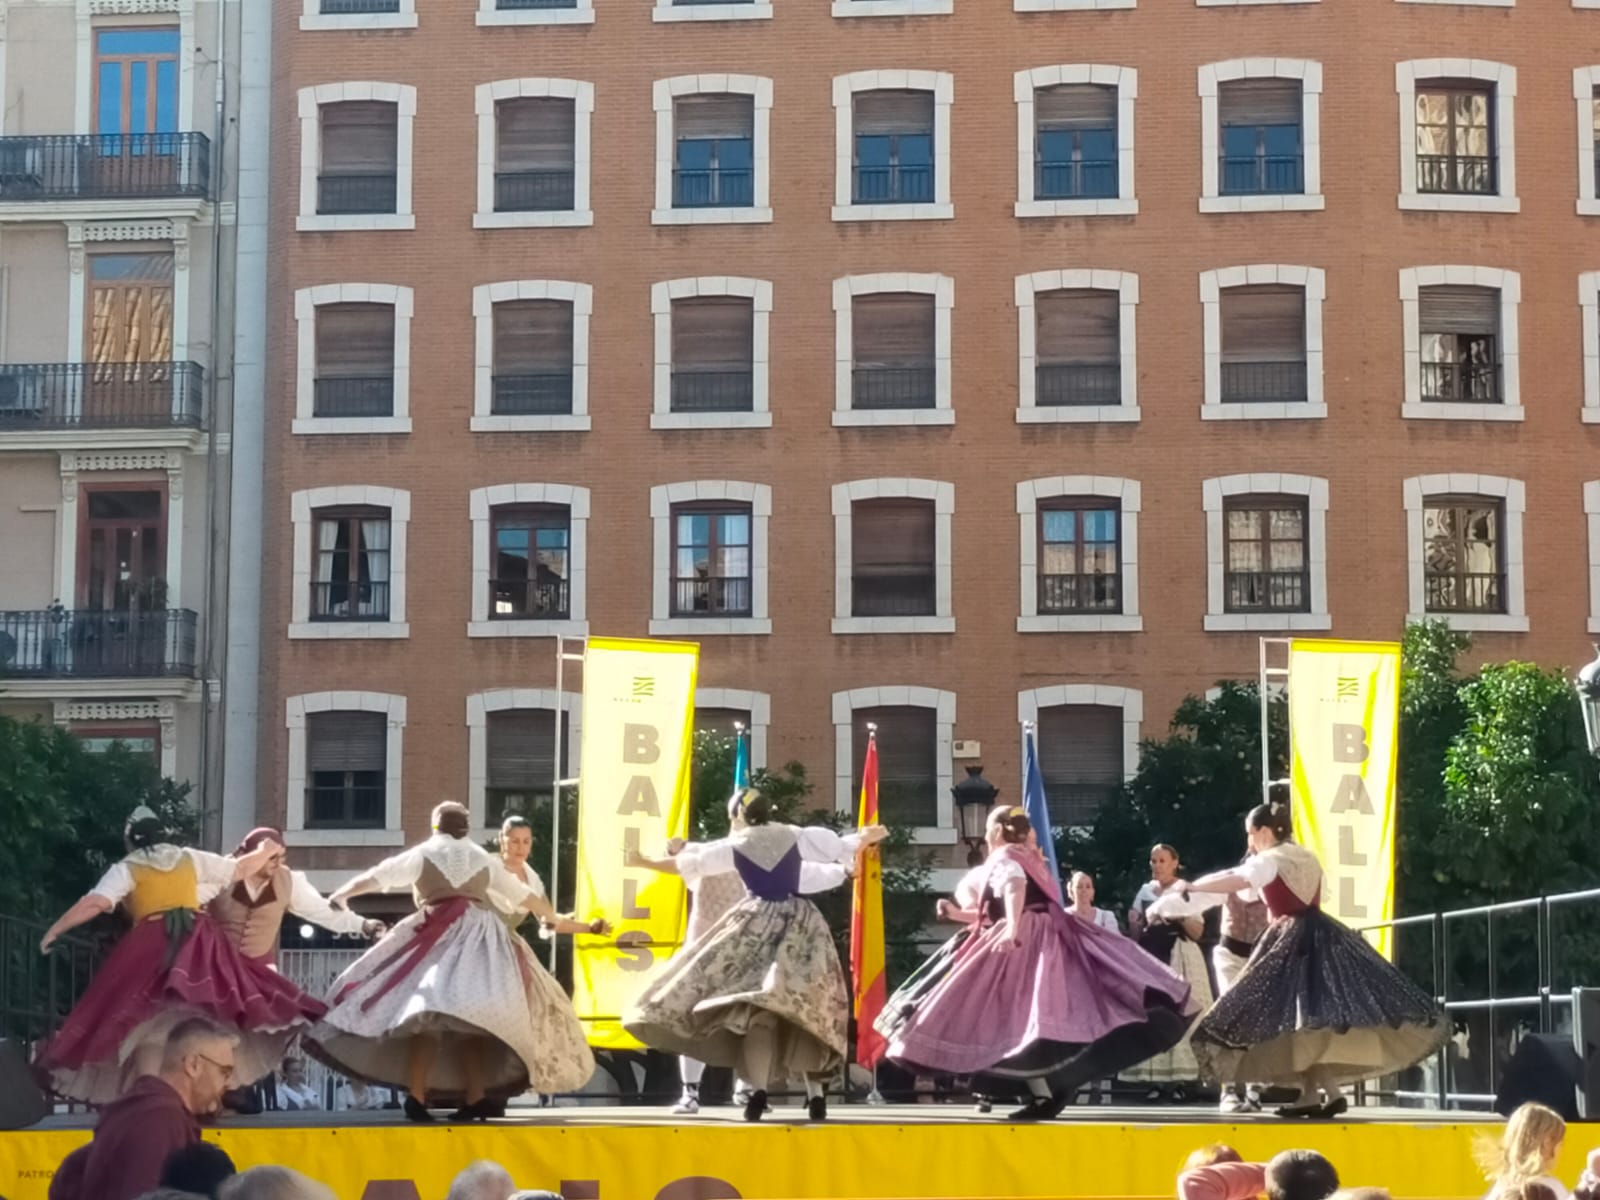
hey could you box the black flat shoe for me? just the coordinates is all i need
[1007,1098,1049,1122]
[448,1099,496,1123]
[807,1095,827,1121]
[742,1089,768,1122]
[1317,1095,1348,1119]
[1033,1091,1072,1121]
[1275,1100,1322,1119]
[404,1095,434,1123]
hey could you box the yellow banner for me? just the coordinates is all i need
[1288,638,1402,958]
[573,636,698,1050]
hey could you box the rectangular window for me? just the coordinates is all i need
[73,723,161,761]
[490,504,570,620]
[493,300,574,415]
[1415,84,1494,196]
[1037,705,1122,827]
[95,28,180,137]
[1038,501,1120,614]
[671,297,754,412]
[671,504,753,617]
[319,101,399,215]
[485,708,568,826]
[852,498,935,617]
[495,97,577,213]
[1418,286,1501,404]
[1035,289,1120,407]
[81,489,165,611]
[321,0,402,13]
[306,710,386,828]
[695,707,751,740]
[312,508,391,621]
[315,303,394,418]
[1035,84,1117,201]
[854,706,937,827]
[1223,497,1309,613]
[674,95,754,208]
[1218,79,1303,195]
[1423,498,1504,614]
[853,90,934,204]
[1593,88,1599,201]
[1220,285,1307,404]
[853,293,935,410]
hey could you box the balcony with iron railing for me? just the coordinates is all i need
[0,134,210,205]
[320,0,399,10]
[311,581,391,623]
[673,168,753,209]
[1039,573,1120,615]
[1036,363,1120,407]
[1037,159,1117,201]
[852,365,936,411]
[313,377,395,419]
[672,576,752,618]
[1420,361,1501,404]
[317,173,397,215]
[671,369,754,413]
[1226,570,1309,613]
[491,578,570,620]
[852,571,937,618]
[1425,571,1504,615]
[1417,154,1495,196]
[496,0,577,7]
[492,371,574,415]
[854,164,933,205]
[494,170,576,213]
[0,609,198,679]
[1220,360,1309,404]
[1220,153,1304,195]
[0,362,203,434]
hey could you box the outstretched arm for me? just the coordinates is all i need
[624,847,682,875]
[936,898,980,925]
[522,890,611,937]
[40,894,114,953]
[1185,867,1253,895]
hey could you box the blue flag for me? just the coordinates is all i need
[1022,727,1062,895]
[733,727,750,791]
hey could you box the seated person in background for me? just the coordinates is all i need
[274,1058,320,1111]
[219,1167,336,1200]
[332,1076,384,1111]
[160,1143,237,1199]
[1179,1149,1340,1200]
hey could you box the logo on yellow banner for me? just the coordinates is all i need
[573,637,699,1050]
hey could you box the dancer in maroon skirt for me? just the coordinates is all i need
[34,807,327,1104]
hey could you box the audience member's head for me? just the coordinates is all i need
[1265,1149,1340,1200]
[160,1142,237,1198]
[1479,1101,1567,1188]
[134,1191,207,1200]
[280,1058,306,1086]
[1184,1145,1243,1171]
[1575,1148,1600,1200]
[218,1167,336,1200]
[49,1144,90,1200]
[446,1162,517,1200]
[159,1017,239,1117]
[508,1193,563,1200]
[1331,1190,1393,1200]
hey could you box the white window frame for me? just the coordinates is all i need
[651,278,773,430]
[1404,474,1527,633]
[695,688,772,767]
[285,691,406,848]
[652,75,774,226]
[832,478,955,635]
[1199,59,1323,212]
[1586,482,1600,632]
[1203,474,1331,632]
[1398,0,1508,6]
[832,70,955,222]
[1399,266,1522,421]
[289,486,411,639]
[834,0,953,16]
[1015,0,1134,9]
[473,79,594,229]
[654,0,773,20]
[1583,272,1600,421]
[296,83,417,232]
[1016,686,1143,801]
[467,484,590,638]
[478,0,594,24]
[466,689,584,840]
[1014,66,1138,218]
[1396,61,1518,213]
[834,273,954,427]
[1015,269,1139,423]
[1199,265,1326,420]
[832,686,957,845]
[1576,68,1600,216]
[649,482,772,635]
[292,284,413,435]
[471,280,592,433]
[1196,0,1316,7]
[301,0,417,30]
[1017,476,1142,633]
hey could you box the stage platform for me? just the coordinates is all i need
[2,1102,1555,1200]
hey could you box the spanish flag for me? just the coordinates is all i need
[849,730,887,1068]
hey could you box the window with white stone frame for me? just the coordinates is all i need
[833,274,953,426]
[649,482,772,636]
[1199,61,1323,212]
[1015,270,1139,423]
[1585,482,1600,633]
[832,479,954,635]
[474,80,594,229]
[654,0,773,20]
[695,688,772,767]
[651,279,772,430]
[1404,474,1526,633]
[1582,273,1600,422]
[834,0,952,19]
[1396,61,1517,213]
[1203,474,1330,632]
[1018,686,1143,828]
[285,692,406,848]
[297,83,416,231]
[467,484,589,639]
[471,281,591,432]
[653,76,772,225]
[1399,267,1521,420]
[833,72,953,222]
[293,284,412,435]
[1015,0,1133,9]
[1014,67,1138,218]
[1575,69,1600,216]
[833,687,957,845]
[478,0,593,25]
[1017,477,1142,633]
[466,689,582,836]
[289,486,410,639]
[1199,266,1325,420]
[302,0,417,31]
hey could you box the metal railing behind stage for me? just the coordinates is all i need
[1357,886,1600,1110]
[0,913,101,1079]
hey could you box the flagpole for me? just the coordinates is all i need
[864,722,884,1106]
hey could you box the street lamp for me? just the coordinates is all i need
[952,764,999,867]
[1576,646,1600,757]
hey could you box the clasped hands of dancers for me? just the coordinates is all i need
[32,791,1445,1125]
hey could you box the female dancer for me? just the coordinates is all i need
[622,787,888,1122]
[1068,871,1120,932]
[305,801,610,1122]
[1125,843,1215,1099]
[34,808,325,1103]
[1181,802,1446,1118]
[494,815,538,930]
[887,810,1195,1121]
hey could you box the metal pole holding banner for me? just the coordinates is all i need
[1258,637,1293,805]
[551,634,586,971]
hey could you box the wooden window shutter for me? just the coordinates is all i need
[854,293,935,367]
[855,706,937,827]
[1037,289,1119,365]
[496,98,576,172]
[321,102,398,173]
[316,303,394,376]
[676,95,753,140]
[853,498,935,570]
[854,90,934,135]
[1037,704,1122,825]
[307,711,386,773]
[1218,79,1302,126]
[494,301,573,372]
[486,709,559,792]
[1221,285,1305,361]
[1035,84,1116,129]
[673,297,753,370]
[1418,286,1498,334]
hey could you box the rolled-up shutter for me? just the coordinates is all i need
[307,711,385,773]
[497,97,576,172]
[1418,286,1498,334]
[487,709,558,792]
[854,91,934,135]
[1037,704,1122,826]
[854,705,937,827]
[1037,289,1119,365]
[854,294,935,367]
[1218,79,1302,127]
[673,297,753,370]
[1221,285,1304,361]
[495,301,573,372]
[316,303,394,377]
[853,498,934,571]
[321,102,398,172]
[676,95,753,140]
[1036,84,1116,129]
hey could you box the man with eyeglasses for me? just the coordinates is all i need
[67,1016,239,1200]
